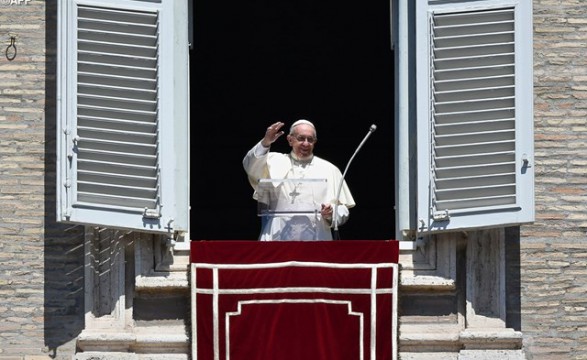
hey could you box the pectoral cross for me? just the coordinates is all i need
[289,186,301,203]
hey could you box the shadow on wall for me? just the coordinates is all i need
[505,226,522,332]
[44,3,86,356]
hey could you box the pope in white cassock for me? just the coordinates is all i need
[243,120,355,240]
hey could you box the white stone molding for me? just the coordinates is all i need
[135,234,189,291]
[398,229,524,359]
[465,228,506,329]
[82,227,131,330]
[76,229,190,356]
[399,233,460,290]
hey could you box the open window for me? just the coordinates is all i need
[56,0,190,234]
[396,0,534,238]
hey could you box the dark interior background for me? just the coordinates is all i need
[190,0,395,240]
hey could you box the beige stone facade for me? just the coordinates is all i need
[1,0,586,359]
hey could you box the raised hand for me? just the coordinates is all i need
[261,122,285,147]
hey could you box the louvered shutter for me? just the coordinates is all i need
[57,0,189,234]
[411,0,534,234]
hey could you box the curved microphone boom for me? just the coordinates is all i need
[332,124,377,240]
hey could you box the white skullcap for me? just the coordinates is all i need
[289,119,316,136]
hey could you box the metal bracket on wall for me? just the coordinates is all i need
[5,33,16,61]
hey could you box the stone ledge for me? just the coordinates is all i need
[400,324,462,352]
[398,350,526,360]
[135,273,189,292]
[75,353,188,360]
[460,329,523,350]
[399,352,459,360]
[400,325,523,354]
[399,275,457,291]
[77,326,189,353]
[458,349,526,359]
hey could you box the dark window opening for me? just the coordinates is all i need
[190,0,395,240]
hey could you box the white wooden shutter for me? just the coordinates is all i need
[57,0,189,234]
[411,0,534,234]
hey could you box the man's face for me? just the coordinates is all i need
[287,124,317,160]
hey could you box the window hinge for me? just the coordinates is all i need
[143,208,161,219]
[522,153,532,168]
[432,210,450,221]
[418,218,427,232]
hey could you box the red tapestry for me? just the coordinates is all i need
[190,240,399,360]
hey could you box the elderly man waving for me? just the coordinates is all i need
[243,119,355,241]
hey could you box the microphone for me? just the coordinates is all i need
[332,124,377,240]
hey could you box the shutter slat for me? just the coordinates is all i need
[77,149,157,167]
[77,22,157,35]
[434,64,514,81]
[431,8,515,26]
[435,194,517,210]
[76,194,156,209]
[78,73,156,90]
[435,129,515,146]
[78,84,156,101]
[435,74,514,91]
[78,13,157,35]
[436,119,515,134]
[78,141,157,156]
[78,52,157,69]
[77,115,156,132]
[78,62,156,79]
[435,86,515,102]
[78,170,157,187]
[77,126,157,139]
[435,107,515,122]
[435,140,515,157]
[436,184,516,201]
[435,151,515,167]
[435,162,516,181]
[78,104,156,118]
[78,57,157,69]
[78,159,157,178]
[78,181,157,198]
[78,6,158,24]
[434,54,514,71]
[436,173,516,190]
[78,29,157,47]
[78,94,157,112]
[435,28,514,40]
[435,97,515,113]
[434,32,514,48]
[78,40,157,58]
[78,127,157,150]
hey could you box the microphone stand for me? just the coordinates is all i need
[332,124,377,240]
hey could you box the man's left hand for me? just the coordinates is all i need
[321,203,333,220]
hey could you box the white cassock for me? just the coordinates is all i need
[243,141,355,241]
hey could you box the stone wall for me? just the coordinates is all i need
[1,0,587,359]
[0,1,85,359]
[521,0,587,359]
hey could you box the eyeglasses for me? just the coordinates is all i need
[293,135,316,144]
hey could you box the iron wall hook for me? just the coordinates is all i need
[6,35,16,61]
